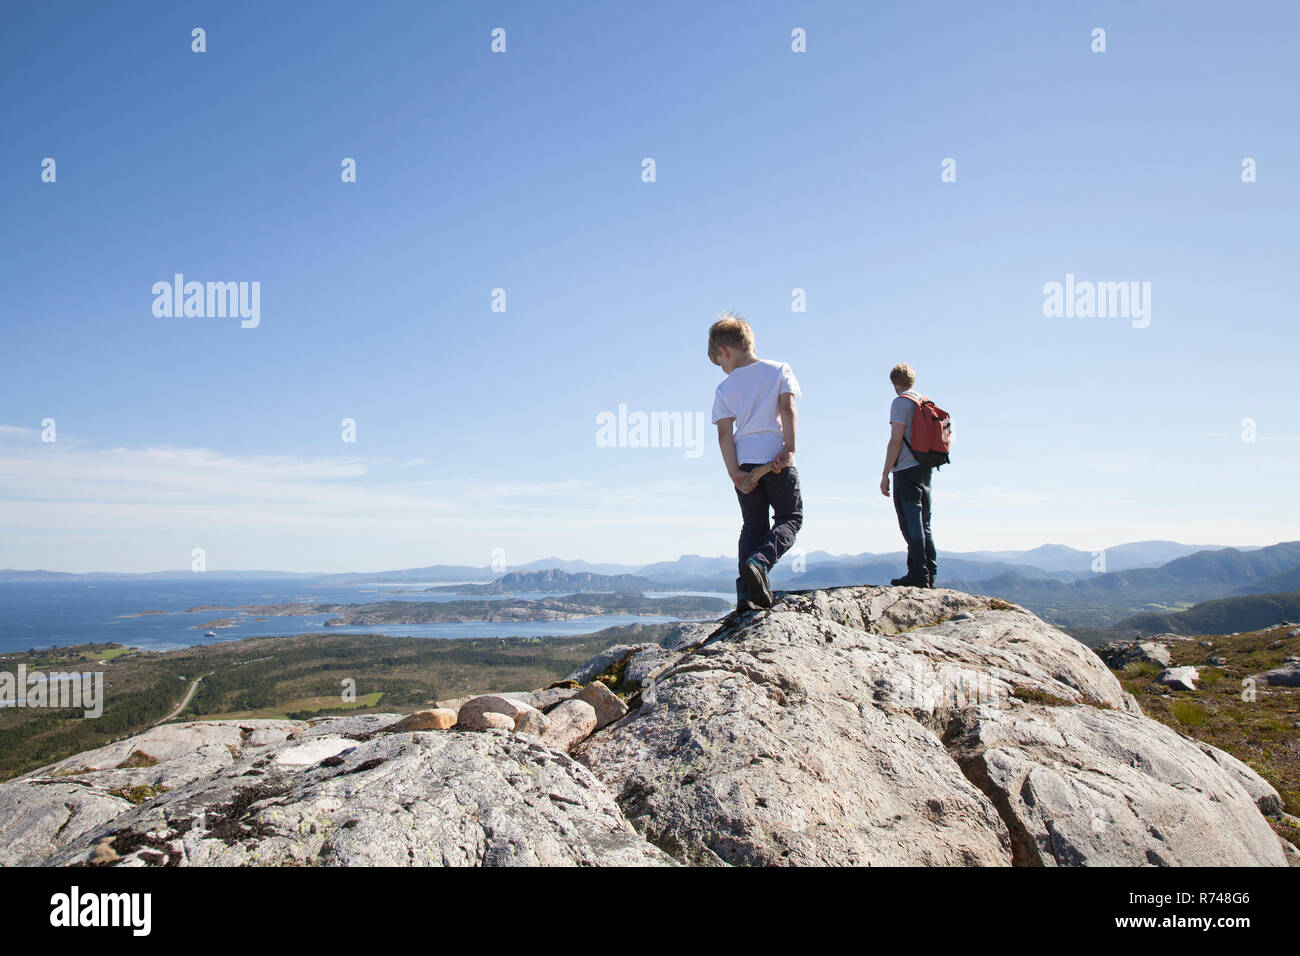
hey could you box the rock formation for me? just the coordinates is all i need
[1155,665,1201,691]
[1,586,1293,867]
[1095,639,1173,669]
[1256,664,1300,688]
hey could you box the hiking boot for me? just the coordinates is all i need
[741,557,773,609]
[926,574,936,589]
[890,574,929,588]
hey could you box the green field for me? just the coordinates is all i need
[25,642,136,669]
[0,622,673,781]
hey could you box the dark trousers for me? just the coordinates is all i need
[735,463,803,599]
[892,465,936,580]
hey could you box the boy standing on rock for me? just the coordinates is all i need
[708,312,803,610]
[880,363,937,588]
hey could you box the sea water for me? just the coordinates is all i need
[0,579,730,653]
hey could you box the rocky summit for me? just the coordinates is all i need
[2,586,1294,867]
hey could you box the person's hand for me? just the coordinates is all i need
[880,475,890,497]
[731,470,753,492]
[772,450,794,473]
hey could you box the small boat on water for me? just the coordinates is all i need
[204,630,216,638]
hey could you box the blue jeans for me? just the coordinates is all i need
[892,465,936,580]
[735,463,802,599]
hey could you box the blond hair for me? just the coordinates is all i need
[889,363,916,389]
[708,311,755,361]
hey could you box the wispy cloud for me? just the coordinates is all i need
[0,428,732,571]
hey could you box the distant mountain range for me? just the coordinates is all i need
[666,540,1241,584]
[1115,590,1300,637]
[424,569,660,595]
[956,541,1245,573]
[500,541,1243,590]
[0,540,1240,585]
[396,540,1300,630]
[941,542,1300,628]
[1239,564,1300,594]
[9,540,1300,634]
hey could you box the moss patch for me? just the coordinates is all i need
[108,784,172,805]
[1123,661,1161,679]
[1171,700,1209,727]
[114,750,158,770]
[1012,687,1073,707]
[591,649,641,697]
[49,765,94,778]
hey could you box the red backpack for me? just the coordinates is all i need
[902,394,952,468]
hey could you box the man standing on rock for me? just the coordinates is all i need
[709,312,803,610]
[881,363,936,588]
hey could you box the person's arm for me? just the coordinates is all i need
[773,393,797,471]
[717,419,750,491]
[880,421,905,496]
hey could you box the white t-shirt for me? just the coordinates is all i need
[711,358,802,464]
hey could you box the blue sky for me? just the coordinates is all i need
[2,0,1298,573]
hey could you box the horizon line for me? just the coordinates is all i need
[1,539,1281,578]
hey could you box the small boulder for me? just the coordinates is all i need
[1207,656,1228,667]
[1138,642,1173,667]
[459,711,514,732]
[528,686,581,712]
[395,709,457,732]
[578,681,630,730]
[1257,665,1300,688]
[1157,666,1199,691]
[1095,640,1171,670]
[456,695,536,729]
[540,699,598,751]
[514,709,550,737]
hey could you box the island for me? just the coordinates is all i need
[182,591,730,625]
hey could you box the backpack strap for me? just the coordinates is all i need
[899,393,926,451]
